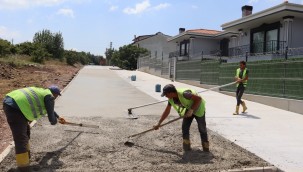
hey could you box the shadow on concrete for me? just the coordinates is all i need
[208,113,260,119]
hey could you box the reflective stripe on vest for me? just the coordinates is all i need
[19,88,44,118]
[7,87,51,121]
[168,88,206,117]
[236,68,247,87]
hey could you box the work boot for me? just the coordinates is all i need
[16,152,30,172]
[233,106,240,115]
[241,101,247,113]
[183,139,192,151]
[202,141,210,152]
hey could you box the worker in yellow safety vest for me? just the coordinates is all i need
[153,84,209,152]
[233,61,249,115]
[2,85,66,171]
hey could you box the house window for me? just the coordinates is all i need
[252,31,264,54]
[180,40,189,56]
[266,29,278,52]
[251,22,280,54]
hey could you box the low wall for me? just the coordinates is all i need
[178,80,303,115]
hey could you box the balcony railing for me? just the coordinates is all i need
[169,40,288,59]
[251,40,287,55]
[228,41,287,57]
[229,44,250,57]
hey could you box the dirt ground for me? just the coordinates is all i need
[0,116,272,171]
[0,60,81,154]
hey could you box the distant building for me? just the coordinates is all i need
[132,32,175,61]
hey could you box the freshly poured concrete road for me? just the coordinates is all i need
[56,66,303,172]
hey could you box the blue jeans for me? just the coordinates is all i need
[182,113,208,143]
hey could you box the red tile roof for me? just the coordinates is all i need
[186,29,222,35]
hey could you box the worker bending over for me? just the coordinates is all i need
[153,84,209,152]
[2,85,66,171]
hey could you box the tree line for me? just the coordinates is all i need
[0,29,104,66]
[105,44,148,70]
[0,29,150,69]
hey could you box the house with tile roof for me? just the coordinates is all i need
[168,1,303,62]
[168,28,237,61]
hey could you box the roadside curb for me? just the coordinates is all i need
[223,166,280,172]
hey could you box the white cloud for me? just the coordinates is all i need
[57,8,74,18]
[248,0,259,4]
[0,0,89,10]
[123,0,151,14]
[0,26,20,40]
[0,0,68,9]
[123,0,170,15]
[109,5,118,11]
[154,3,170,10]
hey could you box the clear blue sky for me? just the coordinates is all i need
[0,0,302,56]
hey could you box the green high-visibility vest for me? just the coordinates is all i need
[7,87,52,121]
[168,88,206,117]
[236,68,248,87]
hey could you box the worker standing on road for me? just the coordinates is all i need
[233,61,249,115]
[2,85,66,171]
[153,84,209,152]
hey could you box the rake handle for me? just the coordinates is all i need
[128,117,182,138]
[64,121,99,128]
[128,81,236,111]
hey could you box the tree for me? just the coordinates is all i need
[0,39,12,57]
[112,45,148,70]
[16,42,35,56]
[105,48,114,65]
[33,29,64,59]
[64,50,79,66]
[52,32,64,60]
[31,43,50,64]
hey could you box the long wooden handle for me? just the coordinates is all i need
[64,121,99,128]
[128,81,236,111]
[127,117,182,138]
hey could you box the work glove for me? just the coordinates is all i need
[153,124,160,130]
[185,109,194,118]
[58,117,66,124]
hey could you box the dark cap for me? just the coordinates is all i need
[48,85,61,96]
[161,84,176,97]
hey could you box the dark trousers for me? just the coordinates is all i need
[182,113,208,143]
[3,103,30,154]
[236,85,245,106]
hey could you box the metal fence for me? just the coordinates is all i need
[137,47,303,100]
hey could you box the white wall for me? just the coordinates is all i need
[192,38,220,56]
[134,33,175,60]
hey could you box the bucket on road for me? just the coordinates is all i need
[155,84,161,92]
[131,75,136,81]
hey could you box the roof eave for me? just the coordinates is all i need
[221,2,302,30]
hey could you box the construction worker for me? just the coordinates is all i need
[233,61,249,115]
[2,85,66,171]
[153,84,209,152]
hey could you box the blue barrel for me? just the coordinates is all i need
[131,75,136,81]
[155,84,161,92]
